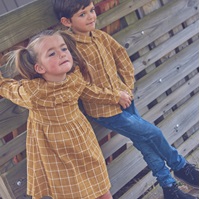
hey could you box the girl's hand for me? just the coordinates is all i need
[118,91,132,109]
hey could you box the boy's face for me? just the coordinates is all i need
[62,2,97,36]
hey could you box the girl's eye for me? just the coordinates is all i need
[62,47,68,52]
[49,52,55,57]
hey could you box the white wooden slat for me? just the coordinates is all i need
[143,73,199,123]
[0,131,26,166]
[0,98,28,137]
[96,0,152,29]
[133,20,199,75]
[135,41,198,114]
[0,0,58,53]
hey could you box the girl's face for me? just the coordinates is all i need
[34,34,73,82]
[66,2,97,36]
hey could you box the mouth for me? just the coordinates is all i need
[60,60,69,65]
[87,21,95,25]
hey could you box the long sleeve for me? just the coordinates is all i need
[0,75,32,108]
[80,81,120,104]
[107,33,135,91]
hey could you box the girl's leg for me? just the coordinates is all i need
[97,191,113,199]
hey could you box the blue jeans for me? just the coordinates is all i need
[90,101,186,187]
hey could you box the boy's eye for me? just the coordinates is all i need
[79,13,85,17]
[91,8,95,13]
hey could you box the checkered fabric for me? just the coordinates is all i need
[0,67,113,199]
[73,29,135,118]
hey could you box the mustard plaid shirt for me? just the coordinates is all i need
[73,29,135,118]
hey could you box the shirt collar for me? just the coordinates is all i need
[73,30,99,43]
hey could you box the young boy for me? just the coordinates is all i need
[52,0,199,198]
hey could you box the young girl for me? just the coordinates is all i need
[0,30,117,199]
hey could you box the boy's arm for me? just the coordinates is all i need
[80,81,121,104]
[73,66,131,105]
[80,80,132,107]
[106,33,135,91]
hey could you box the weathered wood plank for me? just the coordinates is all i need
[0,131,26,167]
[16,0,34,7]
[158,95,198,145]
[90,120,113,141]
[0,159,14,175]
[2,0,17,12]
[141,0,162,15]
[143,73,199,123]
[0,98,28,137]
[101,134,129,159]
[0,159,30,199]
[133,20,199,75]
[0,0,58,53]
[135,41,198,114]
[95,0,121,35]
[109,144,143,194]
[113,0,199,55]
[0,175,14,199]
[0,1,7,16]
[96,0,152,29]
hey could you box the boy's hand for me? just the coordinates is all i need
[119,91,132,109]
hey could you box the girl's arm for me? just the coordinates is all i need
[0,75,31,108]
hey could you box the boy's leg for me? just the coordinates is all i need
[123,102,198,188]
[91,101,186,187]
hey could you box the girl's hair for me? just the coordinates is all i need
[52,0,93,20]
[4,30,90,80]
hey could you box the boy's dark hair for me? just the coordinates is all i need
[52,0,93,20]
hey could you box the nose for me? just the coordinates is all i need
[88,12,95,19]
[88,13,92,19]
[59,51,65,58]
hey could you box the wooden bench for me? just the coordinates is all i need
[0,0,199,198]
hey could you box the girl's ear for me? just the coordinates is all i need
[34,64,46,74]
[61,17,71,27]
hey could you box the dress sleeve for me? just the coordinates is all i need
[0,75,32,108]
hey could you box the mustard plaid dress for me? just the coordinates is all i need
[0,67,114,199]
